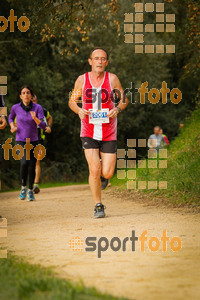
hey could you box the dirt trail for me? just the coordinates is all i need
[0,185,200,300]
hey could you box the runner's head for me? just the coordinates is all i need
[88,47,109,73]
[19,85,34,105]
[159,128,163,135]
[32,94,38,104]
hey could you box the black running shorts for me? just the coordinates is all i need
[81,137,117,154]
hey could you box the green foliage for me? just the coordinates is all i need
[0,255,126,300]
[111,108,200,205]
[0,0,199,192]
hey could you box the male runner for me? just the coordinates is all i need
[69,47,128,218]
[32,95,53,194]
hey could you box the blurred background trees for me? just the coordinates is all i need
[0,0,199,189]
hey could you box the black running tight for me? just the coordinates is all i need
[16,141,38,190]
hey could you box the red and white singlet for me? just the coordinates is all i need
[80,71,117,141]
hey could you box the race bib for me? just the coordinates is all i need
[89,109,109,124]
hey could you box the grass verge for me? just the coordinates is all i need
[110,109,200,206]
[0,254,127,300]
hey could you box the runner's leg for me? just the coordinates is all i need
[100,152,116,179]
[20,146,29,187]
[34,160,40,184]
[28,153,37,190]
[27,144,37,201]
[84,149,102,204]
[17,142,28,200]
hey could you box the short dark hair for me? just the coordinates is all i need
[19,85,34,97]
[90,47,109,60]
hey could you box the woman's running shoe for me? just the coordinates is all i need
[27,190,35,201]
[18,188,27,200]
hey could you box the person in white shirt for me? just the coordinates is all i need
[148,126,165,152]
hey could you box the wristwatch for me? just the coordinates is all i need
[116,107,122,113]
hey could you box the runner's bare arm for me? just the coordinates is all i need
[0,116,7,130]
[47,115,53,126]
[108,74,129,118]
[45,114,53,133]
[68,75,90,120]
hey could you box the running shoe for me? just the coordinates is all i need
[94,203,106,218]
[27,190,35,201]
[101,176,109,190]
[18,187,27,200]
[33,184,40,194]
